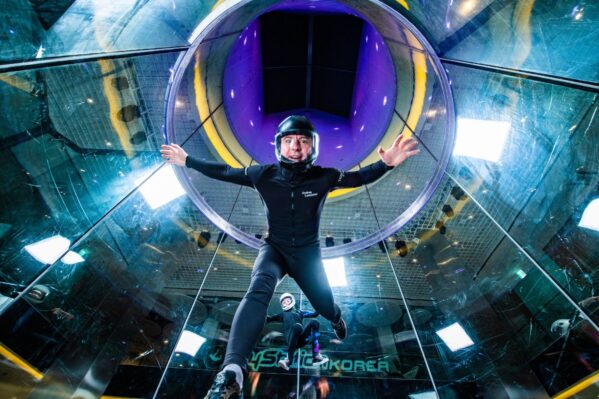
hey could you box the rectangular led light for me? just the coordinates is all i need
[454,118,510,162]
[137,166,186,209]
[323,257,347,287]
[579,199,599,232]
[435,322,474,351]
[175,331,206,357]
[409,392,437,399]
[24,235,71,264]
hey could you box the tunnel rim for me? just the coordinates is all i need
[165,0,456,258]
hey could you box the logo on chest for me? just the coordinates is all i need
[301,190,319,198]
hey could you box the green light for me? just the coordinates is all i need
[516,269,527,279]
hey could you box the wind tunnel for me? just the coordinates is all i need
[0,0,598,399]
[165,0,453,257]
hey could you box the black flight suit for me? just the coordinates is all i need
[185,156,393,371]
[267,309,320,361]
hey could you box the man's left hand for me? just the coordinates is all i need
[377,134,420,167]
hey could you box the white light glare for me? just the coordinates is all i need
[175,331,206,357]
[435,322,474,351]
[454,118,510,162]
[409,392,437,399]
[459,0,477,16]
[579,199,599,232]
[137,166,186,209]
[61,251,85,265]
[24,235,70,264]
[323,257,347,287]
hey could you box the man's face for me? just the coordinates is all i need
[280,134,313,162]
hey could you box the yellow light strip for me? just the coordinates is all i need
[396,0,410,10]
[328,186,358,199]
[402,32,427,138]
[512,0,534,69]
[553,371,599,399]
[0,343,43,380]
[101,396,141,399]
[0,74,34,93]
[98,59,134,158]
[193,52,210,123]
[329,22,428,200]
[211,0,227,11]
[169,217,253,268]
[193,52,245,167]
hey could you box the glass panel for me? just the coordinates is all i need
[390,174,598,398]
[363,123,439,236]
[0,0,218,64]
[441,1,599,83]
[380,0,599,83]
[0,178,223,398]
[296,244,436,398]
[155,219,436,397]
[445,63,599,321]
[385,39,449,161]
[507,99,599,324]
[0,52,178,292]
[154,228,305,397]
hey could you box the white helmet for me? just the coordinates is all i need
[279,293,296,311]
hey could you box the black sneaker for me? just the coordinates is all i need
[332,318,347,340]
[204,370,243,399]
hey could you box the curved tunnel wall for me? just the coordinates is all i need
[166,0,455,257]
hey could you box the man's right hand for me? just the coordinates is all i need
[160,143,188,167]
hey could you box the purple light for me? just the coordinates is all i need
[222,3,396,169]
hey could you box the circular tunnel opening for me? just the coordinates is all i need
[223,4,396,170]
[165,0,455,257]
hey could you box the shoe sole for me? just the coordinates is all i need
[312,357,329,367]
[278,360,290,371]
[334,319,347,340]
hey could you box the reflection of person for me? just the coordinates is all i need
[266,293,328,370]
[161,115,419,399]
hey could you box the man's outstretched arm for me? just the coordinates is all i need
[333,134,419,189]
[300,311,319,318]
[161,144,254,187]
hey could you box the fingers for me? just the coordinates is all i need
[160,143,182,156]
[406,149,420,157]
[160,143,181,150]
[403,140,418,151]
[392,133,403,147]
[160,143,182,164]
